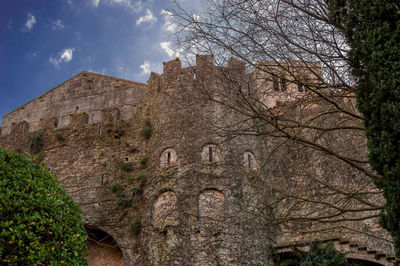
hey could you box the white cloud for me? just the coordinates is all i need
[91,0,144,13]
[51,20,64,30]
[136,9,157,25]
[161,9,177,33]
[140,60,151,75]
[49,48,75,67]
[24,13,37,31]
[160,42,176,57]
[91,0,100,7]
[67,0,73,6]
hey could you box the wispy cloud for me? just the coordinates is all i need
[136,9,157,26]
[91,0,100,7]
[139,60,151,75]
[139,60,161,76]
[160,42,183,58]
[91,0,144,13]
[161,10,177,33]
[24,13,37,32]
[51,20,64,30]
[49,48,75,67]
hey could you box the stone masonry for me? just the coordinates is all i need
[0,55,397,265]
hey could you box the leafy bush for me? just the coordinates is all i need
[120,162,134,172]
[140,156,148,169]
[137,173,147,187]
[56,132,65,142]
[270,241,349,266]
[140,127,152,139]
[110,183,125,197]
[128,147,139,154]
[26,131,44,155]
[129,219,141,236]
[117,199,131,208]
[131,187,143,197]
[0,148,87,265]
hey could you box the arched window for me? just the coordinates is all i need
[160,148,177,166]
[243,151,258,171]
[198,189,226,221]
[153,191,178,228]
[201,144,222,163]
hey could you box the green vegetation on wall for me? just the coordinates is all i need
[0,148,88,265]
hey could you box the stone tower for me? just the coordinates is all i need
[142,55,273,264]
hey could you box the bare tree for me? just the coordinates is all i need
[169,0,394,255]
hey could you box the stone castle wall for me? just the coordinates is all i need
[1,72,146,136]
[0,55,396,265]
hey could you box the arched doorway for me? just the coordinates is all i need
[86,225,125,266]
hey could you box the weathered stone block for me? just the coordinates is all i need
[39,117,58,129]
[11,121,29,136]
[69,113,89,128]
[101,108,120,125]
[163,58,181,76]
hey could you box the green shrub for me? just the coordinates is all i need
[117,199,131,208]
[120,162,134,172]
[270,241,349,266]
[0,148,88,265]
[128,147,139,154]
[110,183,124,197]
[140,127,152,139]
[26,131,44,155]
[129,219,141,236]
[138,175,147,188]
[131,187,143,197]
[140,156,148,169]
[56,132,65,142]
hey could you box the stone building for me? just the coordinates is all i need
[0,55,397,265]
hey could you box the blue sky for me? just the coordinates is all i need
[0,0,200,123]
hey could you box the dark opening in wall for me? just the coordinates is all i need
[273,76,279,91]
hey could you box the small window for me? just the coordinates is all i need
[202,144,222,163]
[99,174,106,186]
[160,148,177,166]
[243,151,258,171]
[280,77,287,91]
[297,83,304,92]
[273,76,279,91]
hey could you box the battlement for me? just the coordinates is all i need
[148,55,247,87]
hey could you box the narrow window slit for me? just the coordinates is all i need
[209,146,213,162]
[167,151,171,165]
